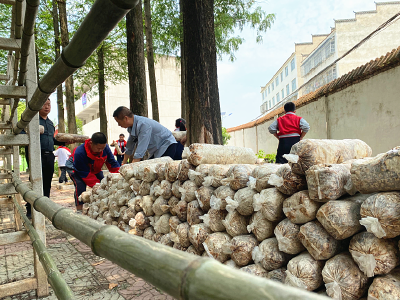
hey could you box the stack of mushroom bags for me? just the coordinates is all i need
[81,141,400,300]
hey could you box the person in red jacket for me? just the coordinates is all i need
[268,102,310,164]
[71,132,120,210]
[113,133,127,166]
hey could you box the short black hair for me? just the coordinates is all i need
[91,132,107,144]
[113,106,133,119]
[284,102,296,112]
[119,133,125,137]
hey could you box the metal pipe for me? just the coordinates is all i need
[13,0,139,134]
[10,172,329,300]
[11,196,75,300]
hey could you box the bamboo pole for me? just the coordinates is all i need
[9,0,40,122]
[13,0,139,134]
[11,196,75,300]
[10,172,329,300]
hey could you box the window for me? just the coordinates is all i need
[272,82,274,91]
[291,58,295,71]
[285,66,288,77]
[275,77,279,86]
[292,78,297,91]
[286,84,289,95]
[276,93,280,102]
[97,112,100,118]
[268,86,270,93]
[281,89,284,99]
[92,115,94,121]
[280,72,283,82]
[262,92,265,101]
[269,100,271,108]
[272,97,275,106]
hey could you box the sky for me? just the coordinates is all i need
[48,0,384,128]
[218,0,379,129]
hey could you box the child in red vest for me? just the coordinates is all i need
[268,102,310,164]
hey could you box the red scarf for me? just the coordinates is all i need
[84,139,107,174]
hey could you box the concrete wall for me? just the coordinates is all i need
[227,64,400,156]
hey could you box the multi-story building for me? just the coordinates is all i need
[261,1,400,115]
[260,34,329,114]
[75,56,181,143]
[302,1,400,94]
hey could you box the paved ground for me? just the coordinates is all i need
[0,174,174,300]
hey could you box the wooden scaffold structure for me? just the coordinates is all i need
[0,0,330,299]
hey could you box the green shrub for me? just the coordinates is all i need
[256,150,276,163]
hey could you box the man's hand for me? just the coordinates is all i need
[273,133,279,140]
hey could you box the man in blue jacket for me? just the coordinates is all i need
[70,132,120,211]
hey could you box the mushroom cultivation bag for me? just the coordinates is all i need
[187,143,256,166]
[368,268,400,300]
[222,235,258,267]
[188,164,212,186]
[247,211,275,242]
[268,164,307,196]
[203,165,233,188]
[252,238,290,271]
[240,264,268,278]
[199,209,227,232]
[298,220,342,260]
[322,252,369,300]
[177,159,196,182]
[285,252,324,291]
[316,194,370,240]
[189,223,212,251]
[222,210,248,237]
[283,190,322,224]
[274,218,305,255]
[306,162,357,201]
[349,231,399,277]
[359,192,400,239]
[248,164,282,192]
[221,165,257,191]
[351,146,400,194]
[210,186,235,210]
[284,139,372,175]
[253,188,287,222]
[203,232,232,263]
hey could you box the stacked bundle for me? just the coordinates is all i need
[81,141,400,300]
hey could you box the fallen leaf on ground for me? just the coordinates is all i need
[109,283,118,289]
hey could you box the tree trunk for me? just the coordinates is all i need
[179,0,186,121]
[143,0,159,122]
[182,0,222,145]
[52,0,65,133]
[97,44,107,139]
[58,0,77,134]
[126,0,148,117]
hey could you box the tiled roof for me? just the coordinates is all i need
[227,46,400,133]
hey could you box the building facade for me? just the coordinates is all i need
[75,56,181,143]
[302,1,400,94]
[260,35,329,114]
[260,1,400,115]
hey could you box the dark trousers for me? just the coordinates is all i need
[150,143,178,160]
[116,154,124,166]
[71,171,104,206]
[276,136,301,164]
[26,151,55,215]
[59,166,68,183]
[173,142,184,160]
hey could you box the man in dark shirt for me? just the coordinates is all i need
[25,99,69,218]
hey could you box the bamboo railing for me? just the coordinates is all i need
[10,172,329,300]
[13,0,140,134]
[11,196,75,300]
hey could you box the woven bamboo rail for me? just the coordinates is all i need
[9,172,329,300]
[13,0,140,134]
[11,196,75,299]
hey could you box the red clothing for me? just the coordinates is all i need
[113,140,127,156]
[73,139,120,187]
[277,113,302,137]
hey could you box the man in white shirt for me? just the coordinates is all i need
[54,146,71,183]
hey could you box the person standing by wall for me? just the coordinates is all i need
[54,146,71,183]
[173,118,187,160]
[114,134,127,166]
[113,106,177,165]
[71,132,120,211]
[268,102,310,164]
